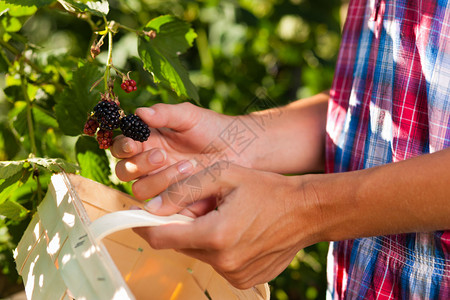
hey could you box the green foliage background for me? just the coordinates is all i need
[0,0,344,298]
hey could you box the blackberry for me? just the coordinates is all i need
[97,129,113,149]
[93,100,121,130]
[120,114,150,142]
[83,118,99,136]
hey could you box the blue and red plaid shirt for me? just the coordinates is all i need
[325,0,450,298]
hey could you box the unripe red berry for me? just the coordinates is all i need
[129,79,136,87]
[97,129,113,149]
[83,118,99,136]
[121,82,128,91]
[127,85,134,93]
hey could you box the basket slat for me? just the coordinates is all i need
[21,236,67,300]
[14,214,41,273]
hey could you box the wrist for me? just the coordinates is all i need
[285,174,336,247]
[241,93,329,174]
[234,114,270,170]
[297,173,362,243]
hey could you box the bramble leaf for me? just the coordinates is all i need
[0,167,30,206]
[75,136,111,185]
[138,15,199,102]
[55,63,103,136]
[0,161,24,179]
[0,50,8,72]
[1,0,55,8]
[10,101,27,137]
[57,0,109,17]
[0,126,20,160]
[28,158,79,174]
[1,17,22,32]
[0,3,37,16]
[0,200,28,221]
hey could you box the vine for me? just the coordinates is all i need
[0,0,198,287]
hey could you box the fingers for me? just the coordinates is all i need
[219,250,294,289]
[136,102,200,132]
[110,135,144,159]
[112,102,202,158]
[115,148,167,182]
[132,159,198,200]
[178,197,218,218]
[144,161,238,216]
[133,210,225,250]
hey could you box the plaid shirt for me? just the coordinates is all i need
[325,0,450,298]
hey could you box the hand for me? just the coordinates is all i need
[111,102,252,200]
[133,162,322,289]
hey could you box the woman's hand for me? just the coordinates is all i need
[112,93,330,202]
[111,102,254,200]
[133,162,322,289]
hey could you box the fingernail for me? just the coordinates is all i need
[177,159,196,174]
[123,142,132,153]
[146,107,156,115]
[145,196,162,212]
[130,205,142,210]
[149,149,166,164]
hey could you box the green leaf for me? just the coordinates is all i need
[0,161,24,179]
[1,0,54,8]
[144,15,197,54]
[33,105,58,129]
[10,101,27,137]
[0,50,9,73]
[2,17,22,32]
[57,0,109,17]
[0,168,28,194]
[55,63,103,136]
[0,200,28,221]
[41,128,65,158]
[0,168,29,205]
[0,126,21,160]
[138,15,199,102]
[75,136,111,185]
[3,85,23,102]
[0,181,20,204]
[28,157,79,173]
[0,2,37,16]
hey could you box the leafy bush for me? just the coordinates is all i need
[0,0,342,298]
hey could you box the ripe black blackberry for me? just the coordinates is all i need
[120,114,150,142]
[93,100,121,130]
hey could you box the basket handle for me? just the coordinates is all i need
[89,210,193,242]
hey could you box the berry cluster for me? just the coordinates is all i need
[120,114,151,142]
[83,89,150,149]
[97,129,114,149]
[93,100,121,130]
[121,79,137,93]
[83,117,99,136]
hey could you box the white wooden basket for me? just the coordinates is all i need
[14,173,270,300]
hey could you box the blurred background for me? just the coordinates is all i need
[0,0,347,298]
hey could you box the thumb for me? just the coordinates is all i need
[145,162,236,216]
[136,102,200,132]
[144,172,207,216]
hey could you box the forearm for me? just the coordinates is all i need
[308,148,450,243]
[242,91,329,174]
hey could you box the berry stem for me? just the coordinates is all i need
[104,29,114,89]
[110,64,125,77]
[117,23,143,36]
[20,59,38,157]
